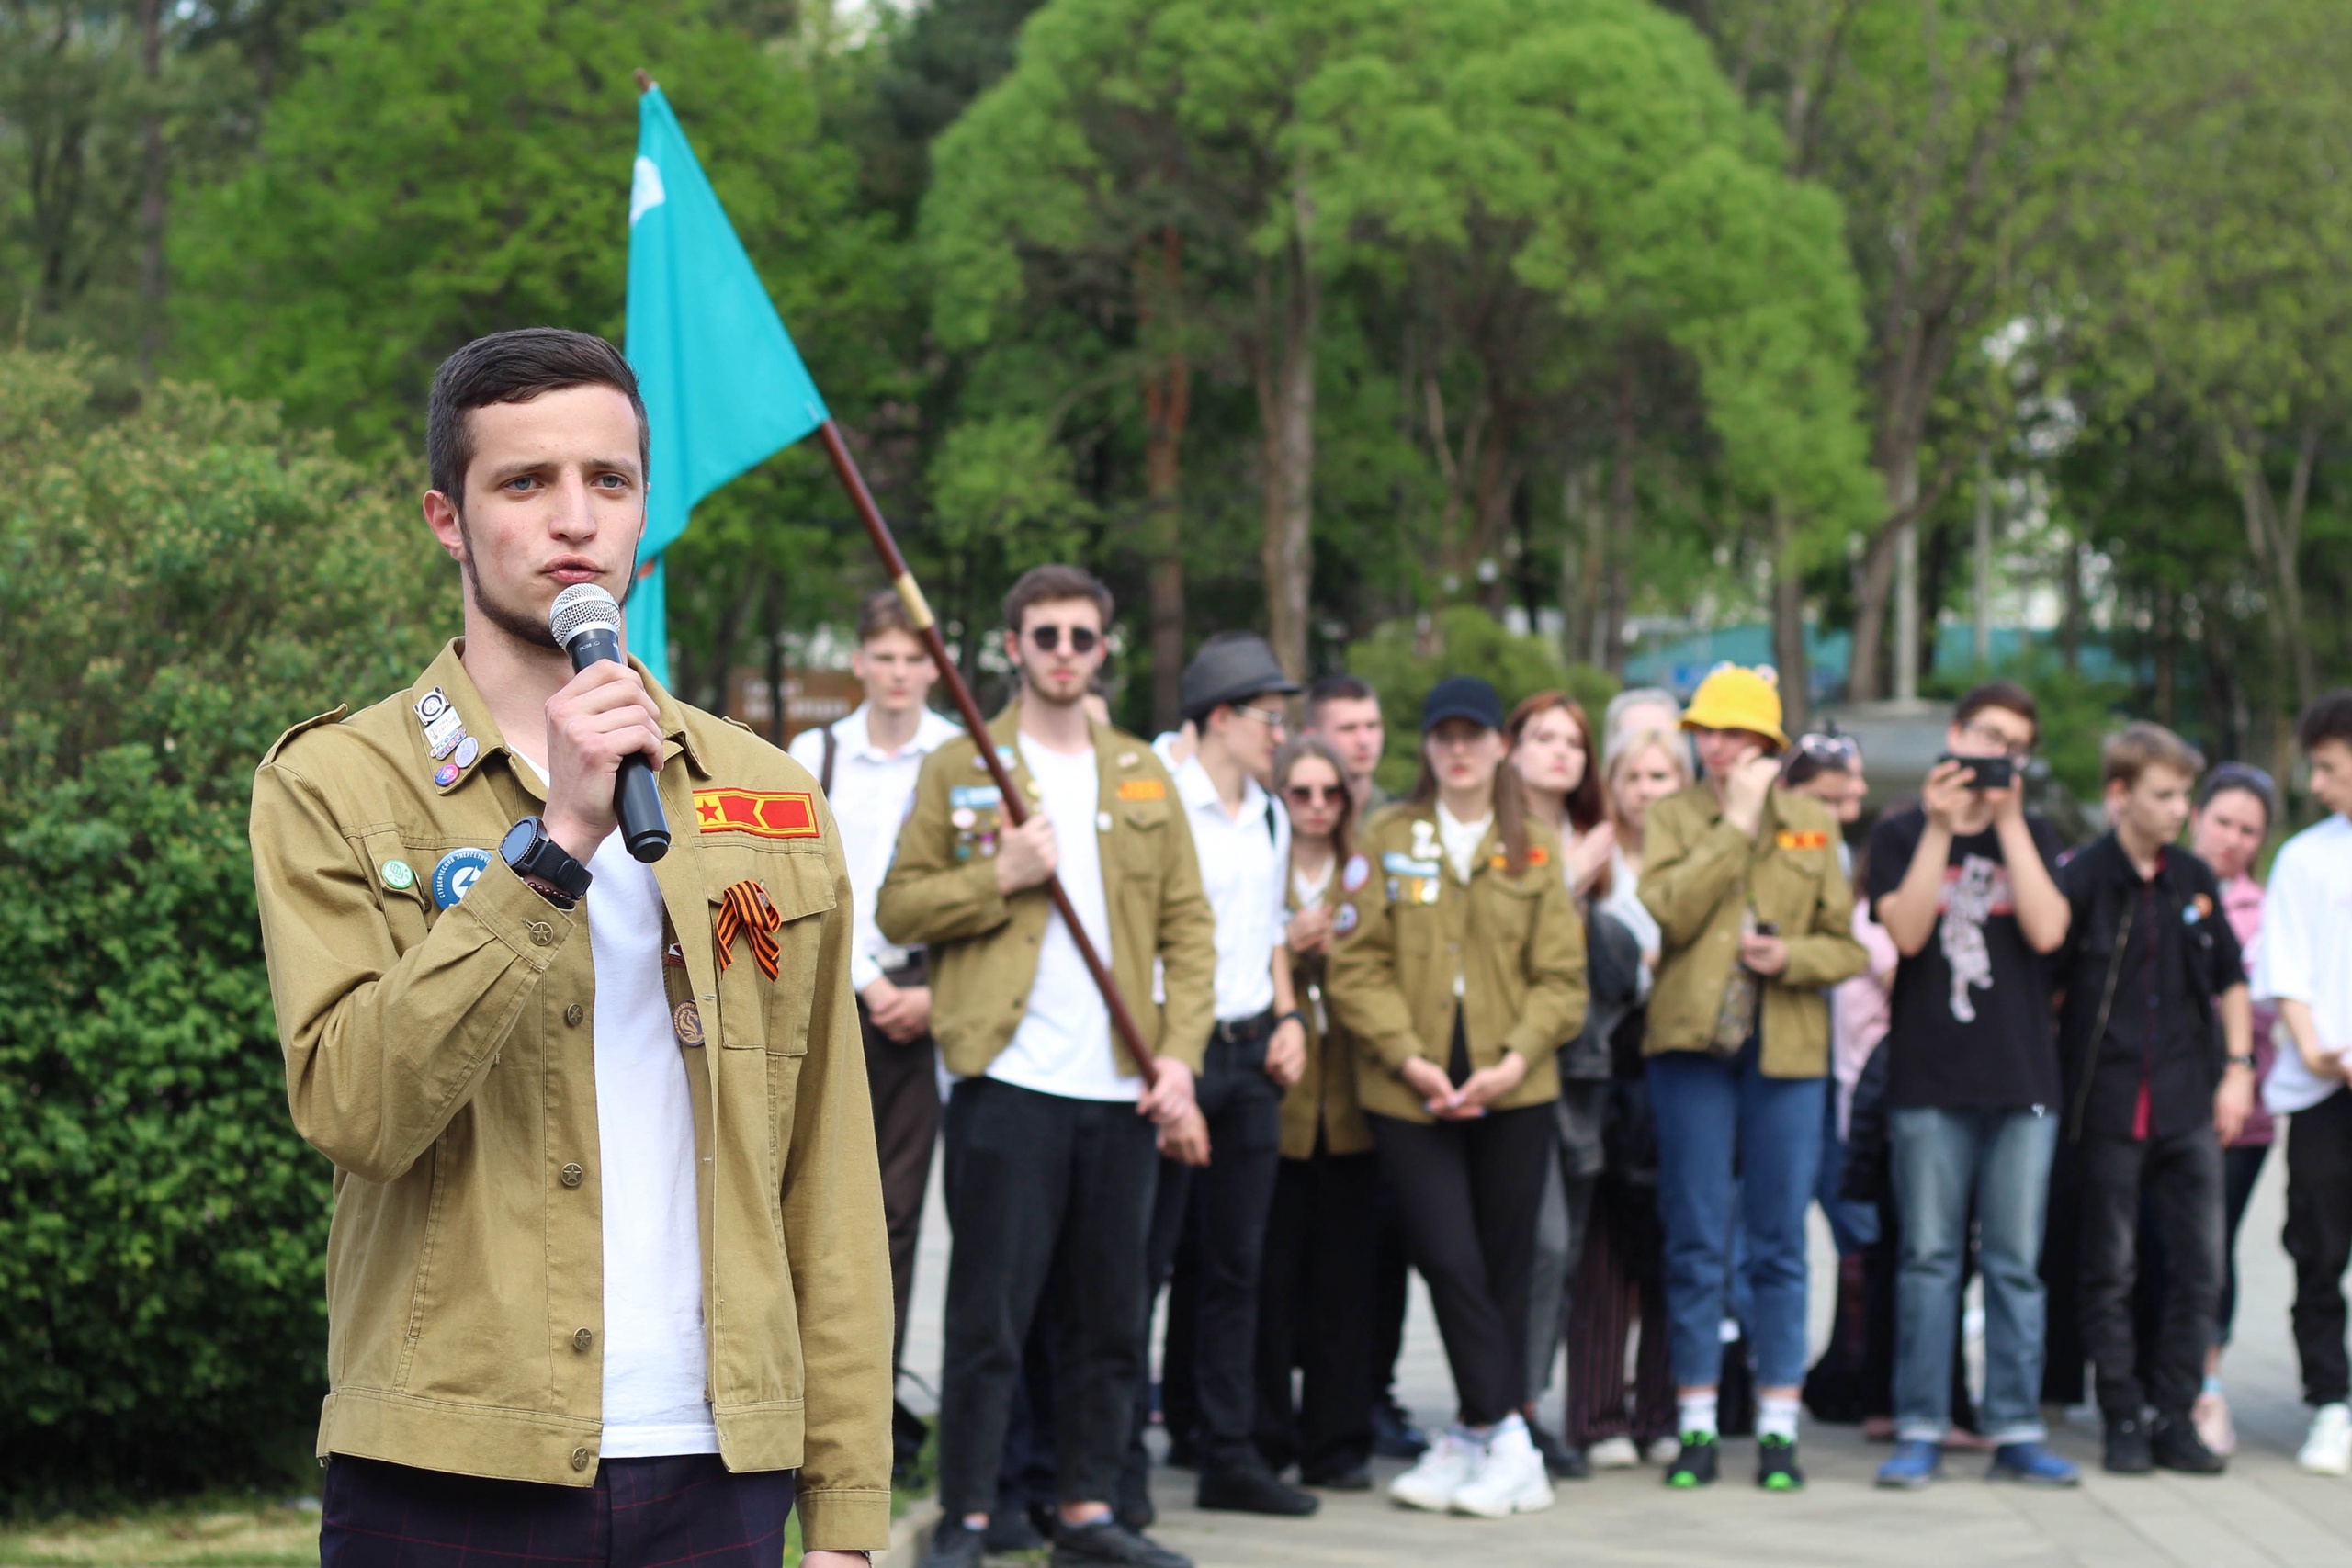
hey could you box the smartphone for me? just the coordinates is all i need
[1936,752,2016,791]
[1753,920,1779,937]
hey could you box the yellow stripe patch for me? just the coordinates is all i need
[1115,779,1166,802]
[1776,829,1830,851]
[695,788,821,840]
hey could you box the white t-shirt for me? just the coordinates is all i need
[519,760,717,1455]
[986,737,1138,1102]
[1594,841,1658,1001]
[1174,756,1289,1021]
[2256,815,2352,1115]
[786,704,963,994]
[1436,802,1491,884]
[1293,858,1333,910]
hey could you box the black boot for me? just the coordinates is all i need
[2151,1414,2226,1474]
[2103,1415,2154,1474]
[1196,1460,1320,1516]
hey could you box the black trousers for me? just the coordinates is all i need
[1254,1145,1380,1476]
[1366,1101,1558,1427]
[1565,1175,1674,1448]
[859,977,942,1370]
[937,1077,1159,1517]
[2076,1122,2224,1420]
[2286,1088,2352,1407]
[1132,1029,1284,1472]
[321,1454,794,1568]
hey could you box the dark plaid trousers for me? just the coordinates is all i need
[320,1454,797,1568]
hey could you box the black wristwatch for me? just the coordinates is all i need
[502,816,593,908]
[2227,1052,2258,1070]
[1276,1010,1307,1033]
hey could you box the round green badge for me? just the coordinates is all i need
[381,858,416,890]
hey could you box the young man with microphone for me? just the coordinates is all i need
[250,329,889,1568]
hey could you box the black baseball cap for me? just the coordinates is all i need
[1421,675,1505,734]
[1180,633,1301,723]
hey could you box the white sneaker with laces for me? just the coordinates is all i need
[1588,1436,1639,1470]
[1389,1429,1482,1511]
[1451,1417,1556,1517]
[2299,1403,2352,1476]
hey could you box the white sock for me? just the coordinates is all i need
[1678,1393,1719,1438]
[1453,1421,1496,1446]
[1758,1394,1801,1443]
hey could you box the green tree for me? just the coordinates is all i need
[0,348,445,1499]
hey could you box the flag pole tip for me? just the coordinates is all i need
[633,69,653,95]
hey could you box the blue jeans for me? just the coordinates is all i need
[1647,1040,1824,1390]
[1889,1105,2057,1444]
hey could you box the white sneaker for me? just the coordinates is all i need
[1588,1436,1639,1469]
[1451,1417,1556,1517]
[1645,1435,1683,1466]
[1389,1429,1482,1511]
[2299,1403,2352,1476]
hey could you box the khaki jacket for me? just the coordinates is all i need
[1278,874,1374,1159]
[1637,783,1868,1078]
[1327,803,1588,1123]
[249,642,890,1551]
[875,701,1217,1077]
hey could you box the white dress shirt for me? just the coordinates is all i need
[1174,756,1290,1022]
[2256,814,2352,1115]
[787,702,965,995]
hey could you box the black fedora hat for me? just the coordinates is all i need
[1181,632,1302,722]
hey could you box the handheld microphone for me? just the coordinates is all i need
[549,583,672,863]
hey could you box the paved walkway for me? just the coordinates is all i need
[899,1142,2352,1566]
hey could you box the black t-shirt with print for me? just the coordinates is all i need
[1865,807,2066,1111]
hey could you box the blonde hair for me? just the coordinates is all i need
[1605,727,1694,837]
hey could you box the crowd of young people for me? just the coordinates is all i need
[794,561,2352,1568]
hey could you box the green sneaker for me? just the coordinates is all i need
[1758,1434,1805,1492]
[1664,1433,1720,1488]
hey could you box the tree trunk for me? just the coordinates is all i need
[1138,228,1191,731]
[2060,538,2084,674]
[1253,177,1318,681]
[2153,588,2176,726]
[137,0,167,372]
[1771,504,1812,737]
[2231,422,2320,716]
[1601,378,1638,677]
[1848,494,1902,702]
[1972,446,1994,668]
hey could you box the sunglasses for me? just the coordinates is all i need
[1792,733,1861,768]
[1028,625,1100,654]
[1284,784,1344,806]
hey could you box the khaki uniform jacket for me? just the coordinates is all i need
[874,701,1217,1078]
[249,642,891,1551]
[1637,783,1868,1078]
[1277,872,1374,1160]
[1327,804,1589,1123]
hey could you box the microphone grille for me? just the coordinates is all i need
[549,583,622,649]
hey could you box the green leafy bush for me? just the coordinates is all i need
[0,350,446,1504]
[1344,606,1619,796]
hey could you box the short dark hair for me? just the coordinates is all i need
[1954,680,2040,745]
[1306,673,1377,728]
[855,587,917,646]
[1001,563,1114,636]
[2103,721,2205,791]
[427,329,649,506]
[2198,761,2277,825]
[2297,689,2352,756]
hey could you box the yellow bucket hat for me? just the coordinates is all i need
[1679,663,1788,750]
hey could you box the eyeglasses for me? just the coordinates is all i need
[1237,704,1288,730]
[1957,719,2033,759]
[1028,625,1100,655]
[1284,784,1343,806]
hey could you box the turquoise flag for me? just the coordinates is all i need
[624,83,829,688]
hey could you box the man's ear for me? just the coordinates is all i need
[423,490,466,563]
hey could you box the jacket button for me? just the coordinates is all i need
[573,1327,594,1352]
[560,1163,584,1188]
[570,1446,593,1472]
[528,920,555,946]
[565,1002,584,1027]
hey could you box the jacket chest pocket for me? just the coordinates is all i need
[1112,804,1170,884]
[1476,874,1543,951]
[703,846,839,1054]
[1754,852,1824,931]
